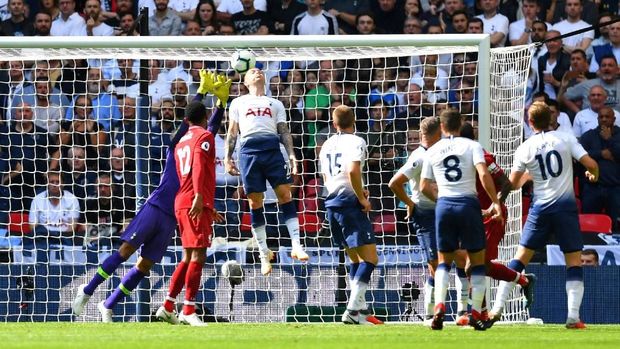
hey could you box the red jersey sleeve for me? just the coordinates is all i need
[484,151,505,183]
[192,132,216,209]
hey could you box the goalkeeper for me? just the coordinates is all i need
[71,71,231,323]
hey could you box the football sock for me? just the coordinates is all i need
[469,265,486,314]
[349,262,375,311]
[104,267,146,309]
[84,252,126,295]
[566,266,584,320]
[183,261,204,315]
[434,263,451,310]
[424,276,435,317]
[164,261,188,312]
[280,201,302,250]
[251,208,270,256]
[349,263,360,281]
[455,267,469,313]
[488,261,528,286]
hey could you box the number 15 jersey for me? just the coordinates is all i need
[421,136,486,198]
[174,125,216,211]
[512,130,587,211]
[319,133,367,208]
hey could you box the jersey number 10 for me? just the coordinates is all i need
[535,150,562,180]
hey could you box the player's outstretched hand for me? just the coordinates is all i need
[585,170,598,183]
[359,198,372,213]
[197,69,216,95]
[210,209,225,223]
[189,195,204,222]
[225,158,240,176]
[213,74,233,108]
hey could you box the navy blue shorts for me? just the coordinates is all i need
[121,203,177,263]
[327,205,376,249]
[239,149,291,194]
[521,207,583,253]
[435,196,485,252]
[410,207,437,262]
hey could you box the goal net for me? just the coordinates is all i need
[0,36,531,323]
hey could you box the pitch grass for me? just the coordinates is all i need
[2,323,620,349]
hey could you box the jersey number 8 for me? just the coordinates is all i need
[443,155,462,182]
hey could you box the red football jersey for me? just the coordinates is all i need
[174,126,216,211]
[476,150,506,209]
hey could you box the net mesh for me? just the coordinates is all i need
[0,42,532,322]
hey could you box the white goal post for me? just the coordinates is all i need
[0,35,531,323]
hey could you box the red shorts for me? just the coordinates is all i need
[484,206,508,261]
[175,209,213,248]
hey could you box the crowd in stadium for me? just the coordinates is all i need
[0,0,618,256]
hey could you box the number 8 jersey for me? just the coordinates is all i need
[174,125,216,211]
[512,130,587,211]
[319,133,368,207]
[421,136,486,198]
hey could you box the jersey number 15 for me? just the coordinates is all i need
[326,153,342,176]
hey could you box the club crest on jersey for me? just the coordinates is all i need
[245,107,273,118]
[201,141,210,152]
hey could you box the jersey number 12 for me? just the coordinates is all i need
[176,145,192,176]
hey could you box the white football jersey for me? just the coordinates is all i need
[319,133,367,206]
[228,94,287,142]
[512,130,587,210]
[397,146,436,210]
[421,136,485,198]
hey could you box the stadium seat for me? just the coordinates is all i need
[579,214,612,234]
[298,213,321,234]
[372,214,397,234]
[8,212,31,235]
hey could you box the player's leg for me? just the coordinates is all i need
[453,249,470,325]
[247,192,274,275]
[412,208,438,323]
[72,242,136,316]
[182,248,206,316]
[556,212,586,329]
[274,183,308,261]
[489,245,535,320]
[431,250,455,330]
[162,249,191,316]
[467,248,489,330]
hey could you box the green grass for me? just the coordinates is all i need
[2,323,620,349]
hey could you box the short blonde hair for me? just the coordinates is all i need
[528,101,551,131]
[333,105,355,129]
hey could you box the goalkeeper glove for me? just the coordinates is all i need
[213,74,233,108]
[197,69,215,95]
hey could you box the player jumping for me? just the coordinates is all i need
[225,68,308,276]
[489,101,599,329]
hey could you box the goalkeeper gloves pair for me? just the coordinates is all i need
[197,70,233,108]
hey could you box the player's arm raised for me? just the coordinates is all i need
[277,122,298,176]
[225,120,240,176]
[475,162,503,222]
[348,160,371,212]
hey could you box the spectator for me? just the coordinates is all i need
[52,95,108,171]
[183,21,201,35]
[396,82,423,126]
[111,96,138,165]
[109,58,138,97]
[291,0,338,35]
[194,0,220,35]
[449,9,468,33]
[115,11,138,36]
[0,60,26,121]
[355,11,377,34]
[475,0,509,47]
[561,55,620,114]
[65,67,122,131]
[31,78,64,135]
[453,80,477,120]
[0,0,34,36]
[550,0,594,53]
[60,145,98,206]
[547,98,573,135]
[589,20,620,73]
[170,78,190,117]
[268,0,306,35]
[1,102,54,211]
[84,172,134,248]
[84,0,114,36]
[217,0,267,24]
[325,0,369,34]
[28,171,81,248]
[40,0,61,20]
[34,12,52,36]
[371,0,405,34]
[403,15,423,34]
[509,0,547,46]
[467,16,483,33]
[109,146,137,202]
[51,0,87,36]
[213,119,242,239]
[139,0,198,20]
[579,106,620,232]
[147,59,171,104]
[368,67,398,111]
[547,0,599,26]
[580,249,599,266]
[148,0,182,36]
[438,0,468,33]
[587,13,612,59]
[426,23,443,34]
[572,86,620,138]
[231,0,270,35]
[105,0,136,28]
[218,22,236,34]
[148,97,178,187]
[536,30,570,100]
